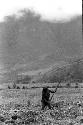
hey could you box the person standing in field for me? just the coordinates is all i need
[41,87,56,110]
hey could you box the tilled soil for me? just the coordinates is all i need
[0,89,83,125]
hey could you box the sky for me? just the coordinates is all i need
[0,0,82,22]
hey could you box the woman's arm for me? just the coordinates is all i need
[49,89,55,93]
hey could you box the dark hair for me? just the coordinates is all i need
[43,87,48,91]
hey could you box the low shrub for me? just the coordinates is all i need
[17,86,20,89]
[8,85,11,89]
[13,83,17,89]
[22,86,26,89]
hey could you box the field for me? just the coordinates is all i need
[0,84,83,125]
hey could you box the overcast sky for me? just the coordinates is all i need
[0,0,82,22]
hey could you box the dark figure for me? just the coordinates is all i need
[41,87,55,110]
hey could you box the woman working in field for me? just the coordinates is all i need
[41,86,57,110]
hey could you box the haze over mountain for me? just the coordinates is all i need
[0,11,82,75]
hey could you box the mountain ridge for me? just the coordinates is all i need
[0,12,82,83]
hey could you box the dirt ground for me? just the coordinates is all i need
[0,87,83,125]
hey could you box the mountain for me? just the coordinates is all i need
[0,11,82,82]
[33,58,83,83]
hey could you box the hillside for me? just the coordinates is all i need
[0,10,82,82]
[0,11,82,70]
[33,58,83,83]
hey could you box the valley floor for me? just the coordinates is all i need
[0,87,83,125]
